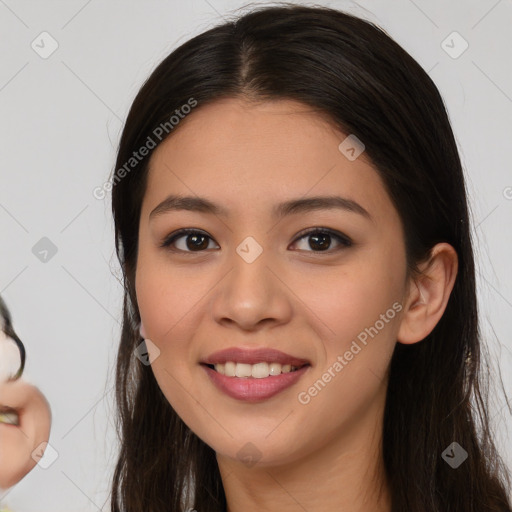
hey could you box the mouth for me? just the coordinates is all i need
[200,347,311,401]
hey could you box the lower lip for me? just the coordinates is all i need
[201,364,310,402]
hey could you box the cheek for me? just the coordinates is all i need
[135,256,211,379]
[305,260,403,343]
[297,246,405,398]
[135,265,206,430]
[293,267,402,442]
[136,256,193,342]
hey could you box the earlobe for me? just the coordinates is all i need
[139,321,147,339]
[397,243,458,345]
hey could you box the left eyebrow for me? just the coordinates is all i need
[274,195,372,222]
[149,194,373,222]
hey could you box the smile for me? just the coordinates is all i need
[200,346,311,401]
[207,361,306,378]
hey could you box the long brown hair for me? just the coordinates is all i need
[109,4,512,511]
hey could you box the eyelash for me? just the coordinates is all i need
[160,227,352,254]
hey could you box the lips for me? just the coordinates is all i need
[201,347,310,367]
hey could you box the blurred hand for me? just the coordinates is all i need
[0,378,51,490]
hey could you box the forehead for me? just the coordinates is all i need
[144,97,394,224]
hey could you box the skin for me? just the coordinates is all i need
[0,378,51,490]
[135,97,458,512]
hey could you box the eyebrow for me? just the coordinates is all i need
[149,194,372,221]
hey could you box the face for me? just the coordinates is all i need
[135,98,409,468]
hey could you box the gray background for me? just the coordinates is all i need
[0,0,511,510]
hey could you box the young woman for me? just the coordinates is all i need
[108,4,512,511]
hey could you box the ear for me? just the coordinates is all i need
[397,242,458,345]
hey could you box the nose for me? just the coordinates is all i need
[210,242,293,332]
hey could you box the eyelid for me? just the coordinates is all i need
[160,227,352,253]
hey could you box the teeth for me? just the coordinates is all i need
[269,363,282,376]
[213,361,301,378]
[235,363,252,378]
[252,362,270,378]
[225,362,236,377]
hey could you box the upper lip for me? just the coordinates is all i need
[201,347,310,367]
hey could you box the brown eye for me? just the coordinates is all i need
[161,229,219,252]
[291,228,352,253]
